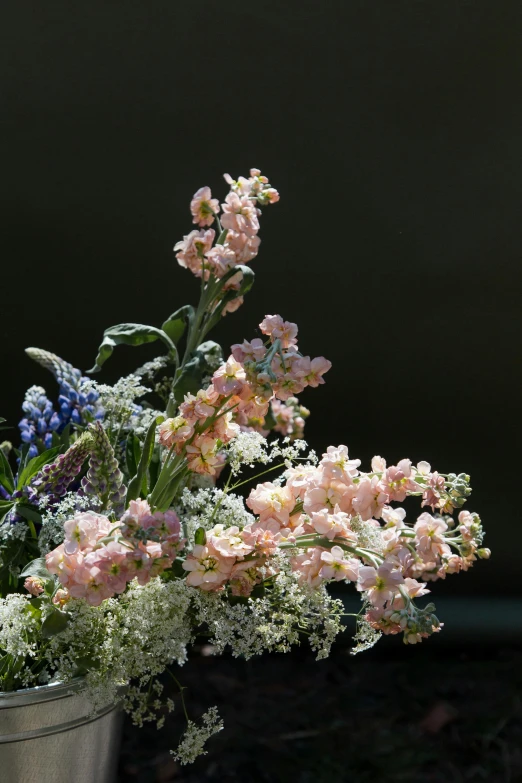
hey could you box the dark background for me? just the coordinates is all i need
[2,2,522,780]
[3,0,521,596]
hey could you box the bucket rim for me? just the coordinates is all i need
[0,678,85,708]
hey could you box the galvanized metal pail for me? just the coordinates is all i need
[0,680,123,783]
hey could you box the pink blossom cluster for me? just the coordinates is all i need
[45,503,183,606]
[174,170,279,303]
[157,315,330,475]
[182,444,487,645]
[238,397,310,441]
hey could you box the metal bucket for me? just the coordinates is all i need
[0,680,123,783]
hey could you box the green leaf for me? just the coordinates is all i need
[126,415,164,504]
[263,403,277,431]
[0,449,15,494]
[0,500,14,525]
[88,323,178,373]
[17,447,60,490]
[0,417,9,432]
[194,527,206,546]
[172,341,223,403]
[161,305,195,347]
[15,504,42,526]
[205,265,256,332]
[20,558,52,580]
[216,229,228,245]
[41,609,70,639]
[125,433,140,478]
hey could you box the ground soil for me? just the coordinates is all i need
[117,641,522,783]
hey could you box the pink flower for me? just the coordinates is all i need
[158,416,194,449]
[320,445,360,483]
[303,483,344,514]
[231,338,266,364]
[352,477,388,521]
[226,230,261,263]
[209,524,254,558]
[62,511,112,555]
[382,459,415,502]
[294,356,332,387]
[247,481,295,526]
[24,577,44,596]
[414,512,448,554]
[190,186,220,227]
[357,562,405,608]
[186,436,221,475]
[284,465,321,498]
[221,192,260,237]
[291,546,325,587]
[182,543,234,590]
[311,506,356,542]
[229,561,262,597]
[212,357,246,396]
[320,546,359,582]
[174,229,215,278]
[381,506,407,528]
[205,244,237,277]
[259,315,298,348]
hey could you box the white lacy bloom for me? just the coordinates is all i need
[351,603,382,656]
[0,594,40,663]
[226,431,272,474]
[0,519,29,544]
[134,356,170,379]
[81,375,151,431]
[42,578,193,715]
[129,406,164,441]
[191,553,345,660]
[176,488,254,542]
[349,515,385,554]
[171,707,224,765]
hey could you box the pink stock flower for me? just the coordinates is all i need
[208,524,254,558]
[174,229,215,277]
[320,445,361,483]
[229,560,262,597]
[382,459,415,502]
[352,476,388,521]
[246,482,295,526]
[357,562,405,608]
[158,416,194,449]
[259,315,298,349]
[182,542,234,590]
[231,338,266,364]
[205,244,237,277]
[295,356,332,387]
[212,357,246,396]
[381,506,407,528]
[186,436,221,475]
[190,186,220,227]
[320,546,359,582]
[414,512,448,554]
[62,511,112,555]
[311,506,357,542]
[24,577,44,596]
[291,546,325,587]
[221,192,260,237]
[421,471,446,510]
[226,230,261,263]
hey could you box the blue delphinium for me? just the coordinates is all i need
[18,386,62,458]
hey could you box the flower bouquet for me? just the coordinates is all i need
[0,169,489,770]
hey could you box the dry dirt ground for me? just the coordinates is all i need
[117,641,522,783]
